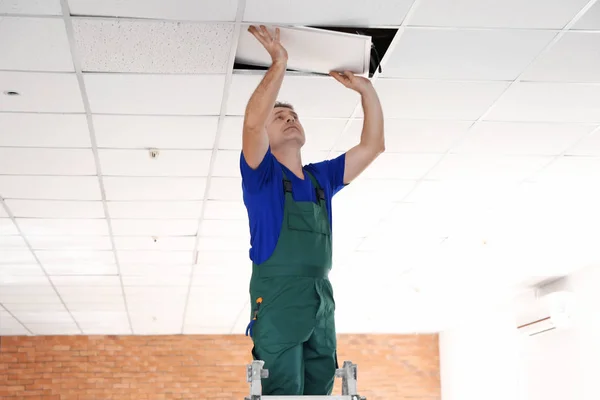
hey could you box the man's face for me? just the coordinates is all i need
[266,107,305,150]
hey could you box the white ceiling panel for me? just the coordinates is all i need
[203,200,247,220]
[0,249,37,263]
[408,0,591,29]
[103,177,206,201]
[358,153,442,180]
[208,177,242,201]
[197,236,249,252]
[28,323,81,335]
[0,315,30,335]
[486,82,600,123]
[336,119,472,153]
[406,180,518,207]
[520,33,600,83]
[0,235,27,248]
[427,154,551,182]
[58,285,123,302]
[382,28,554,81]
[0,176,102,200]
[334,177,416,203]
[566,127,600,156]
[118,250,192,265]
[94,115,218,149]
[66,303,126,312]
[122,274,190,286]
[43,262,117,275]
[227,73,360,118]
[36,250,115,265]
[3,302,65,312]
[16,218,109,236]
[0,148,96,175]
[195,250,250,267]
[218,116,243,149]
[372,79,509,120]
[573,2,600,29]
[0,0,62,15]
[107,201,202,219]
[0,207,7,218]
[0,285,61,303]
[73,19,234,74]
[50,275,121,286]
[5,200,104,218]
[84,73,225,115]
[111,219,198,236]
[454,122,596,155]
[0,219,18,235]
[115,236,195,251]
[119,264,191,276]
[98,149,212,177]
[0,275,49,285]
[68,0,239,21]
[12,311,74,324]
[0,72,84,113]
[200,219,249,237]
[536,156,600,182]
[0,17,73,71]
[0,264,44,279]
[0,113,90,148]
[212,149,241,177]
[243,0,415,26]
[26,235,112,250]
[185,301,243,326]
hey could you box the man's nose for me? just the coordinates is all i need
[286,116,295,123]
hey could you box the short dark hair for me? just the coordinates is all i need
[274,101,294,110]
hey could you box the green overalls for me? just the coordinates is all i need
[247,169,337,396]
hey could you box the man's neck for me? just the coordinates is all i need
[272,147,303,179]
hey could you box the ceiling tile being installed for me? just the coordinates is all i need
[98,149,212,177]
[84,73,225,115]
[0,72,84,113]
[0,17,73,71]
[382,28,555,81]
[103,177,206,201]
[93,115,218,149]
[73,19,234,74]
[0,114,90,148]
[0,0,62,15]
[520,33,600,83]
[227,73,361,118]
[573,2,600,29]
[107,201,202,219]
[0,176,102,200]
[5,200,105,219]
[408,0,591,28]
[485,82,600,123]
[67,0,239,21]
[371,79,509,120]
[0,148,96,175]
[243,0,415,26]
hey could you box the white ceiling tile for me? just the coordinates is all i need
[302,151,333,166]
[114,236,195,251]
[103,177,206,201]
[454,122,596,155]
[203,200,247,220]
[243,0,414,25]
[66,302,126,312]
[36,250,115,265]
[122,274,190,286]
[0,235,27,248]
[125,286,187,302]
[427,154,551,181]
[58,285,123,302]
[336,119,472,153]
[0,207,7,218]
[405,180,518,207]
[80,324,131,335]
[99,149,212,177]
[26,235,112,250]
[94,115,218,149]
[84,73,225,115]
[0,0,62,15]
[13,311,74,324]
[0,72,84,113]
[208,177,242,201]
[185,301,243,326]
[118,250,192,265]
[409,0,591,29]
[73,19,234,74]
[358,153,442,180]
[200,219,249,237]
[0,113,90,147]
[537,156,600,182]
[193,265,250,282]
[0,275,49,285]
[382,28,554,81]
[111,219,198,236]
[0,249,37,263]
[0,148,96,175]
[486,83,600,123]
[183,325,234,334]
[195,251,250,267]
[0,285,61,303]
[120,264,192,276]
[372,79,509,120]
[5,200,104,218]
[28,323,81,335]
[17,218,109,236]
[212,150,241,177]
[218,116,243,149]
[0,319,30,336]
[72,310,129,323]
[573,2,600,29]
[0,176,102,200]
[107,201,201,219]
[197,236,249,252]
[521,33,600,83]
[43,263,118,275]
[50,275,121,286]
[227,73,360,118]
[566,127,600,156]
[0,17,73,71]
[3,302,65,312]
[68,0,238,21]
[0,219,18,235]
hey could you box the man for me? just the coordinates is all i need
[241,25,385,396]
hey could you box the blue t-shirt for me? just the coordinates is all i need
[240,148,347,264]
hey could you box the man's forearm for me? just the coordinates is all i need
[359,86,385,151]
[243,60,287,131]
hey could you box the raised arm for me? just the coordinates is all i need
[330,71,385,184]
[242,25,288,169]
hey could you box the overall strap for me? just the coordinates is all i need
[305,171,325,202]
[281,169,293,194]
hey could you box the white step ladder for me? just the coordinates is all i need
[245,360,366,400]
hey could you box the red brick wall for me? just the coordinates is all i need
[0,334,440,400]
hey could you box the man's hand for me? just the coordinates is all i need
[329,71,373,95]
[248,25,288,65]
